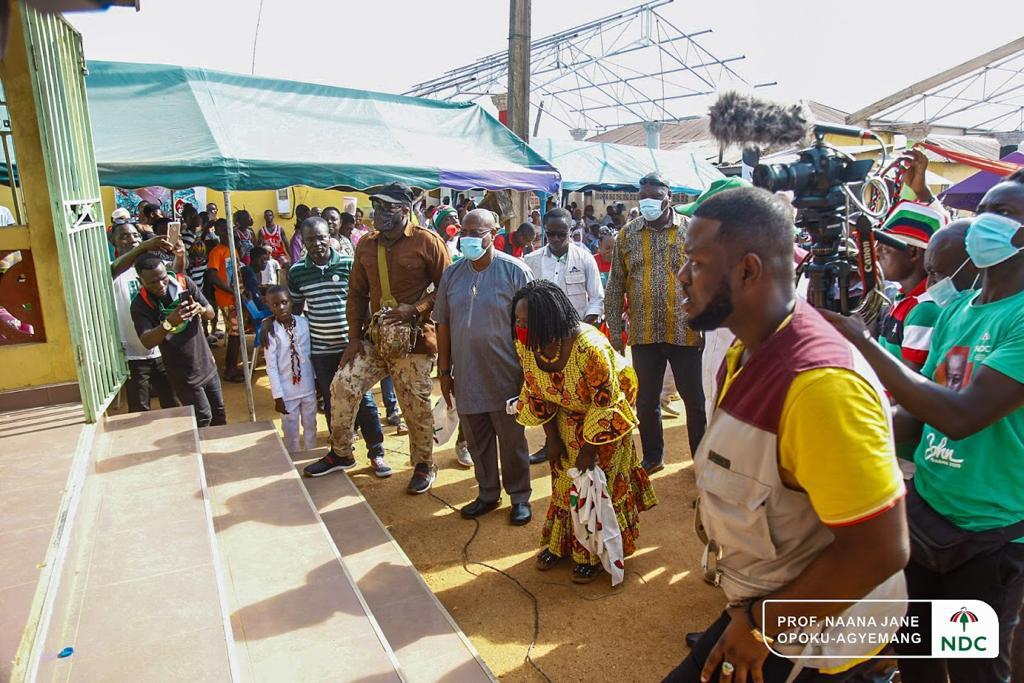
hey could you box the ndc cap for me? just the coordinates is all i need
[675,177,751,216]
[370,183,415,205]
[111,207,131,224]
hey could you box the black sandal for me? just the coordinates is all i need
[572,563,603,584]
[535,549,560,571]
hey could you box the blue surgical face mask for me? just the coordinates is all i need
[638,198,665,222]
[459,236,487,261]
[926,257,971,308]
[966,212,1023,268]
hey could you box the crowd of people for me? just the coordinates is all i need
[105,152,1024,681]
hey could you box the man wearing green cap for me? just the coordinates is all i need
[605,172,707,472]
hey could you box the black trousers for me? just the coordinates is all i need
[311,350,384,458]
[169,372,226,428]
[125,357,179,412]
[896,543,1024,682]
[631,343,706,462]
[662,611,887,682]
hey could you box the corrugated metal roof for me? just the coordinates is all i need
[586,101,849,164]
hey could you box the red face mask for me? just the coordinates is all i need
[515,325,529,346]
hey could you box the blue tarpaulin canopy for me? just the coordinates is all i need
[84,61,561,193]
[532,137,724,194]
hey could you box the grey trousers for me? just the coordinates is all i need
[461,410,532,505]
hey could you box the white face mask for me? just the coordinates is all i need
[925,257,971,308]
[638,198,665,221]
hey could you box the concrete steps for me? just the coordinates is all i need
[34,406,237,682]
[200,422,402,682]
[293,448,494,683]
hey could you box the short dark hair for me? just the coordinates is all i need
[510,280,581,350]
[323,205,341,217]
[543,207,572,225]
[111,221,137,240]
[694,186,795,271]
[140,202,159,219]
[266,284,289,299]
[300,216,328,235]
[250,245,269,260]
[1007,168,1024,184]
[135,252,165,274]
[340,211,356,226]
[515,222,537,239]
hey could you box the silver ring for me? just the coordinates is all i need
[721,661,735,676]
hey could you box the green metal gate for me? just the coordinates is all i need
[22,7,125,422]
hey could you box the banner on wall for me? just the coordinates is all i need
[115,187,204,218]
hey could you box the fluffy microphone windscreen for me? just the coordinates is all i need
[708,91,813,148]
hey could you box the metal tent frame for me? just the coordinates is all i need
[847,36,1024,134]
[404,0,774,136]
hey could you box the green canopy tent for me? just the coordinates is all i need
[532,137,723,195]
[85,61,560,193]
[82,61,561,420]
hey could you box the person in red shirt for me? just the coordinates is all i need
[593,228,615,288]
[493,222,537,258]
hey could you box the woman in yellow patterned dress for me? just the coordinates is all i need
[511,280,657,584]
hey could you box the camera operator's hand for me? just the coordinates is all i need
[900,149,933,204]
[819,308,871,345]
[142,235,173,253]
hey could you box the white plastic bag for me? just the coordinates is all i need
[432,397,459,446]
[568,465,625,586]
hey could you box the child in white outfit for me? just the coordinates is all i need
[264,286,317,451]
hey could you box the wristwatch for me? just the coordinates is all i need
[161,319,174,332]
[438,366,453,378]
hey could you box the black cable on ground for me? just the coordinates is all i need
[428,490,553,683]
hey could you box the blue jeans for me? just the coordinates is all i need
[311,351,384,458]
[380,375,398,416]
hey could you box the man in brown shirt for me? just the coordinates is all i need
[305,183,451,494]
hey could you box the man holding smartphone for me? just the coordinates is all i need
[131,253,226,427]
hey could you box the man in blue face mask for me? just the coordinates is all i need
[605,172,706,473]
[823,169,1024,683]
[434,209,535,525]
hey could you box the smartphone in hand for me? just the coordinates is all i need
[166,221,181,246]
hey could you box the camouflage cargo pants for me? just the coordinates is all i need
[330,343,436,466]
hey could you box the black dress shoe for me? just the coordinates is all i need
[460,498,500,519]
[509,502,532,526]
[529,445,548,465]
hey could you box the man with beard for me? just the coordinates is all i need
[305,183,451,494]
[664,187,908,682]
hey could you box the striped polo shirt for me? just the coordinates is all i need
[287,249,352,355]
[879,278,939,367]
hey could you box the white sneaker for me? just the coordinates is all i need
[455,441,473,468]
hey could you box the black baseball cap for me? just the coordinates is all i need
[639,171,671,189]
[370,183,414,205]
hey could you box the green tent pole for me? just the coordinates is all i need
[224,191,256,422]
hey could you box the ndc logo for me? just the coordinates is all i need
[932,601,997,658]
[941,608,986,654]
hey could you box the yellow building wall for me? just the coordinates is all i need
[100,186,374,225]
[0,6,77,391]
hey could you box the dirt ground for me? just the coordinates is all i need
[201,342,725,682]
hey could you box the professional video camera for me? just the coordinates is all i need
[709,92,897,318]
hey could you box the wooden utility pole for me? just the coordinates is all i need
[508,0,531,224]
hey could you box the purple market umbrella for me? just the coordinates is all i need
[940,151,1024,212]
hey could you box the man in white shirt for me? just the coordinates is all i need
[110,222,181,412]
[523,207,605,465]
[524,208,604,323]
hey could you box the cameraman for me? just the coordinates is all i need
[666,186,908,682]
[824,171,1024,682]
[131,253,224,427]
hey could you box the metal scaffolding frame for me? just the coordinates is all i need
[404,0,774,135]
[847,36,1024,134]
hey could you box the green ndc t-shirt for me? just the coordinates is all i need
[914,288,1024,533]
